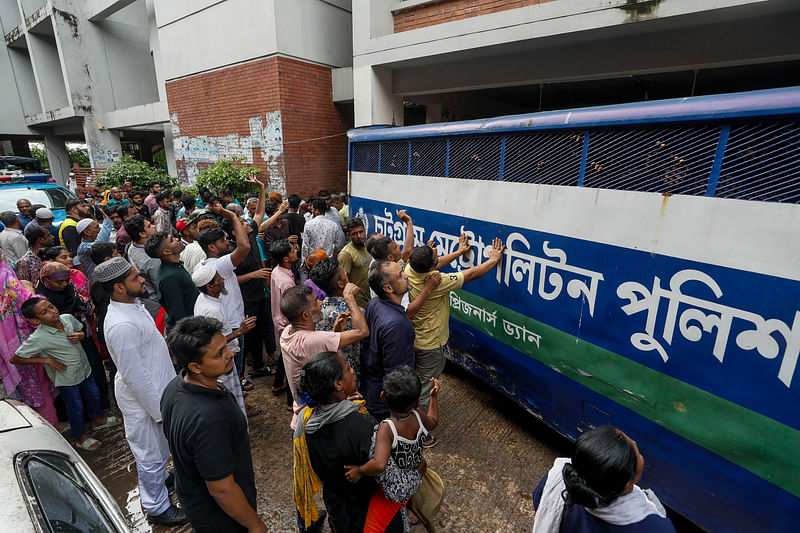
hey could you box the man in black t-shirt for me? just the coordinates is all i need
[162,316,267,533]
[283,193,306,246]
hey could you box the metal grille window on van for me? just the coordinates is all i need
[503,131,584,185]
[716,121,800,203]
[410,138,448,177]
[583,125,720,195]
[380,141,410,175]
[350,119,800,204]
[449,135,502,180]
[351,142,380,173]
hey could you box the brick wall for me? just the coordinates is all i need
[165,55,352,197]
[394,0,554,33]
[278,57,352,197]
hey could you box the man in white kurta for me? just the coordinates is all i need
[96,257,186,526]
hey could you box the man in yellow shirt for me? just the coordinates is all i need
[405,235,505,445]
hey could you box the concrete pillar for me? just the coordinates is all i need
[162,123,177,177]
[82,117,122,168]
[426,104,443,124]
[43,135,70,186]
[353,65,404,127]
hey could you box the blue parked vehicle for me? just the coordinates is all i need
[0,174,78,228]
[348,86,800,533]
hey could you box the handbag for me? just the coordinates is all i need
[408,468,444,533]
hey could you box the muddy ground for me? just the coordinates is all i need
[79,362,699,532]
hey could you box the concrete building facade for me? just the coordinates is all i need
[0,0,175,184]
[156,0,353,196]
[2,0,799,192]
[343,0,800,127]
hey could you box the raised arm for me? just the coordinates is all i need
[417,378,440,431]
[95,211,113,243]
[213,205,251,267]
[462,237,505,284]
[248,177,267,226]
[435,233,471,269]
[397,210,414,261]
[258,200,289,232]
[406,272,441,318]
[337,282,369,348]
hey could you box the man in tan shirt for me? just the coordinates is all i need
[338,218,372,308]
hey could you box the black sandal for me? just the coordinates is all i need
[248,367,275,377]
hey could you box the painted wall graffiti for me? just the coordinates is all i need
[87,142,120,168]
[170,111,286,195]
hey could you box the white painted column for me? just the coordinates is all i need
[82,117,123,168]
[162,123,176,176]
[43,135,70,186]
[353,65,404,127]
[426,103,443,124]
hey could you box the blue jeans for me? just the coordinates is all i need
[59,376,102,438]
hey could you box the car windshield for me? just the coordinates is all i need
[0,187,76,212]
[24,454,116,533]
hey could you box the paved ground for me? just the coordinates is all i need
[78,362,700,532]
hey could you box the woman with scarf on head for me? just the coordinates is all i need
[532,425,675,533]
[38,262,110,411]
[293,351,404,533]
[38,246,91,300]
[0,248,60,426]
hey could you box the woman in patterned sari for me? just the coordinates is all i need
[0,248,59,425]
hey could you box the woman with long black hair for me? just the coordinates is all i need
[532,425,675,533]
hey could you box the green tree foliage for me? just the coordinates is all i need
[96,155,177,191]
[195,157,263,199]
[68,148,90,168]
[153,149,167,170]
[30,146,49,170]
[29,146,95,171]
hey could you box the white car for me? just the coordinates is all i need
[0,399,129,532]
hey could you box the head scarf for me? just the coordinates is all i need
[39,262,71,284]
[304,249,328,271]
[303,279,326,301]
[38,262,80,316]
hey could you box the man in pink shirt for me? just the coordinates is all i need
[270,239,298,337]
[279,283,368,428]
[143,181,161,215]
[269,239,297,401]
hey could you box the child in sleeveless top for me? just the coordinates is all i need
[345,366,440,533]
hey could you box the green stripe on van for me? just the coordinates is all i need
[449,289,800,497]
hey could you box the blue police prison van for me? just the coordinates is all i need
[347,86,800,533]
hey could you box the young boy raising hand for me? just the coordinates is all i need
[12,297,120,450]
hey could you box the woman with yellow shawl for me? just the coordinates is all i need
[293,351,403,533]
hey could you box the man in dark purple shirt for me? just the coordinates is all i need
[361,260,416,419]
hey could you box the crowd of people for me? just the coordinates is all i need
[0,177,676,532]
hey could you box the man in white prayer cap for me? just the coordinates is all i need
[191,263,255,418]
[96,256,187,526]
